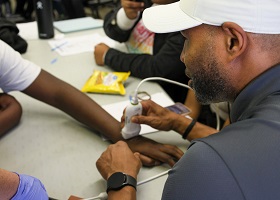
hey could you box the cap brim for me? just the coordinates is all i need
[143,2,202,33]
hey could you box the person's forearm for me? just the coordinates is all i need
[184,90,202,119]
[23,70,123,143]
[186,121,217,141]
[0,169,19,199]
[11,173,48,200]
[171,114,191,134]
[42,82,123,143]
[58,85,123,142]
[108,187,136,200]
[171,115,217,141]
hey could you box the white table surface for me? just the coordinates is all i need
[0,25,189,200]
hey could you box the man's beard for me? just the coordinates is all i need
[188,53,235,105]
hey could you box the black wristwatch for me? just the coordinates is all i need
[107,172,137,193]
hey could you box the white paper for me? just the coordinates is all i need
[102,92,174,135]
[17,21,39,40]
[48,33,117,56]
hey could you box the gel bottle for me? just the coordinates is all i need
[121,96,142,139]
[34,0,54,39]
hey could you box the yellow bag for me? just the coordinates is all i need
[81,70,130,95]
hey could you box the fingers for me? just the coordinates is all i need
[162,144,184,160]
[139,149,178,167]
[131,115,157,125]
[0,94,22,112]
[141,144,184,167]
[121,0,144,19]
[131,114,172,132]
[127,135,185,167]
[138,154,161,167]
[159,145,184,167]
[122,0,144,10]
[152,148,177,167]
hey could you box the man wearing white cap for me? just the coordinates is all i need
[96,0,280,199]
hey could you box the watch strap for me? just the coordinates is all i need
[125,174,137,189]
[107,172,137,193]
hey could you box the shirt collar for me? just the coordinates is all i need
[231,64,280,123]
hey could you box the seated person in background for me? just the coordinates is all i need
[61,0,86,19]
[14,0,34,21]
[94,0,189,103]
[0,39,184,199]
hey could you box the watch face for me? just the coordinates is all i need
[107,172,126,189]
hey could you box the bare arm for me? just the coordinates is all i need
[184,90,201,119]
[0,93,22,137]
[22,70,184,167]
[0,168,19,200]
[222,117,230,128]
[22,69,123,142]
[107,187,136,200]
[0,169,48,200]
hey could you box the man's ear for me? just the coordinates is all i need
[221,22,248,61]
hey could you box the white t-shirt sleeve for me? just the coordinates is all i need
[0,40,41,93]
[116,8,139,30]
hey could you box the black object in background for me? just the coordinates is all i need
[34,0,54,39]
[136,0,152,8]
[61,0,86,19]
[0,18,28,53]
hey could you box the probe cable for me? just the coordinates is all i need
[82,169,171,200]
[131,77,192,103]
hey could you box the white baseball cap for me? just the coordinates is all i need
[142,0,280,34]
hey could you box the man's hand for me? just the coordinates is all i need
[126,136,184,167]
[94,43,110,66]
[121,0,144,19]
[120,100,185,167]
[123,100,181,132]
[127,100,218,141]
[96,141,142,180]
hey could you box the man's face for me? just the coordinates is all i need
[180,26,235,104]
